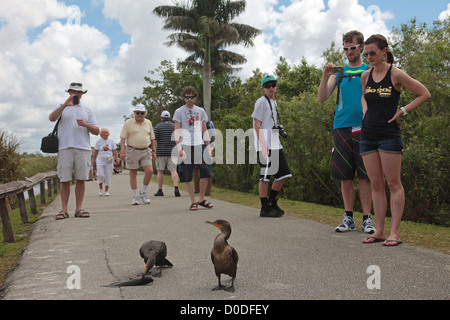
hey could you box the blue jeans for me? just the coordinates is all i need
[360,137,403,155]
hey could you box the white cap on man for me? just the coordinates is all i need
[161,110,170,119]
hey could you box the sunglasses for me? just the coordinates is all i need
[70,82,83,86]
[185,95,196,100]
[363,51,378,58]
[263,83,277,89]
[343,44,361,51]
[134,111,145,115]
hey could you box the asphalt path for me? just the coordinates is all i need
[1,171,449,302]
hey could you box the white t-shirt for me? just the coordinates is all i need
[95,138,117,159]
[172,105,208,146]
[56,104,98,151]
[251,96,282,151]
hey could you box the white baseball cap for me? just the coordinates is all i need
[161,110,170,118]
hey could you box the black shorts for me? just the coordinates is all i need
[331,127,368,180]
[178,145,212,183]
[258,149,292,182]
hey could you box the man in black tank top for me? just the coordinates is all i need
[360,34,431,247]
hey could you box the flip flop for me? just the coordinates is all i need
[383,239,403,246]
[56,210,69,220]
[197,199,213,208]
[362,236,385,244]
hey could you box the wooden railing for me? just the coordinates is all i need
[0,171,59,243]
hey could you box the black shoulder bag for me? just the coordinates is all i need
[40,117,61,153]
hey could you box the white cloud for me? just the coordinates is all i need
[439,3,450,21]
[0,0,394,153]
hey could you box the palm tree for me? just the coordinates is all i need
[153,0,261,119]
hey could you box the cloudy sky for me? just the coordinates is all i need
[1,0,449,154]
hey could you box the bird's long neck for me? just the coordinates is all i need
[214,232,229,251]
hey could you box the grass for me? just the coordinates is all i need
[157,175,450,255]
[0,192,58,288]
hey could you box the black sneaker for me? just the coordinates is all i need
[271,198,285,215]
[174,187,180,197]
[154,190,164,196]
[260,202,283,218]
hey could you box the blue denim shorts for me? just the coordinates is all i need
[360,137,403,155]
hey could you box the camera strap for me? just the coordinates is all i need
[264,95,281,126]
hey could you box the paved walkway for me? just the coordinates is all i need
[1,171,449,300]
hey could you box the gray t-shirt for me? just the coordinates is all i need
[251,96,282,151]
[173,105,208,146]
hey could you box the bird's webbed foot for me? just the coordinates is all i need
[212,285,227,291]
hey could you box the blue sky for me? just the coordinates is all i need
[0,0,448,153]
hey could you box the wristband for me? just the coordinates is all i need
[400,107,408,116]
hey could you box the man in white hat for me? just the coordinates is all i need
[120,104,156,205]
[153,110,180,197]
[49,82,99,219]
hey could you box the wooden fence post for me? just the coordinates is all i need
[28,188,38,214]
[0,198,15,243]
[40,181,46,204]
[16,192,30,224]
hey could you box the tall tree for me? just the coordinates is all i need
[153,0,261,119]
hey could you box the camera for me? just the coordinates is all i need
[332,66,343,74]
[273,124,288,138]
[73,95,79,105]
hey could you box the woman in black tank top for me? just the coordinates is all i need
[360,35,431,247]
[363,65,401,141]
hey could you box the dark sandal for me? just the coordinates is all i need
[74,209,90,218]
[197,200,213,208]
[189,203,198,211]
[56,210,69,220]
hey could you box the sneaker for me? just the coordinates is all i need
[139,191,151,204]
[362,215,376,234]
[335,215,356,232]
[99,190,103,196]
[260,202,283,218]
[154,190,164,196]
[132,196,139,205]
[104,191,110,197]
[174,187,181,197]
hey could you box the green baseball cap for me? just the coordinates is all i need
[261,75,277,87]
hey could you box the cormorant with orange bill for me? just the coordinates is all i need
[139,240,173,279]
[206,219,239,292]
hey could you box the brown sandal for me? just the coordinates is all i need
[74,209,90,218]
[198,200,213,208]
[189,203,198,211]
[56,210,69,220]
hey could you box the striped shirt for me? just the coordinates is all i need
[154,120,175,157]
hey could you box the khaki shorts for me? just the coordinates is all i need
[57,148,91,182]
[155,156,177,171]
[126,147,152,170]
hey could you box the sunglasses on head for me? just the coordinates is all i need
[363,51,378,58]
[343,44,361,51]
[135,111,145,115]
[185,95,196,100]
[263,83,277,89]
[70,82,83,86]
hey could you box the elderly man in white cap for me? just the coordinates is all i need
[120,104,156,205]
[153,110,180,197]
[49,82,100,220]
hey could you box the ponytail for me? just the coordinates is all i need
[386,50,394,64]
